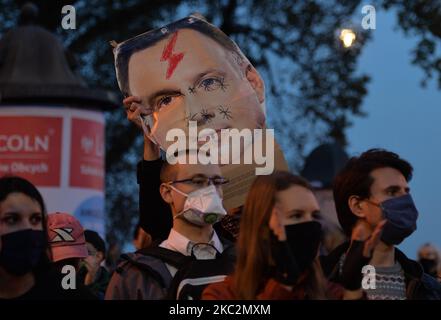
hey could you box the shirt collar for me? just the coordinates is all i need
[165,228,223,256]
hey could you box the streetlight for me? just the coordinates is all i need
[339,28,356,48]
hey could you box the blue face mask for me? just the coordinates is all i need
[375,194,419,245]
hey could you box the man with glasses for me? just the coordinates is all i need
[105,160,235,300]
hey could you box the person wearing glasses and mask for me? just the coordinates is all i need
[105,155,236,300]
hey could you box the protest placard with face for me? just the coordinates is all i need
[113,15,287,208]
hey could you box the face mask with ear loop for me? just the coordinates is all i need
[366,194,418,245]
[271,221,323,285]
[168,184,227,226]
[139,113,160,146]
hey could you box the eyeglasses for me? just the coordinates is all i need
[167,176,229,187]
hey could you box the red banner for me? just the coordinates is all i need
[69,118,104,190]
[0,116,62,186]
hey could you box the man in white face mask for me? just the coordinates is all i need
[105,159,235,300]
[158,159,228,261]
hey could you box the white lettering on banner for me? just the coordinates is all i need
[81,136,94,154]
[81,135,104,157]
[0,135,49,152]
[80,165,104,177]
[95,136,104,157]
[11,162,48,174]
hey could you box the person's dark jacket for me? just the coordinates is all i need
[78,265,110,300]
[137,159,240,243]
[137,159,171,241]
[0,268,97,300]
[320,241,441,300]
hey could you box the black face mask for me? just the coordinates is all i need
[419,258,438,277]
[271,221,322,285]
[0,229,46,276]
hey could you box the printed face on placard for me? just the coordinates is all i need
[127,28,266,152]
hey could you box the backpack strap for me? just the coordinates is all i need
[217,236,237,260]
[118,252,172,289]
[124,235,235,293]
[137,244,193,269]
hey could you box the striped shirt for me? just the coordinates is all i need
[365,262,406,300]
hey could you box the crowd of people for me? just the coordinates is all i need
[1,122,441,300]
[1,13,441,301]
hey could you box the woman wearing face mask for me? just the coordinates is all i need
[0,176,50,299]
[0,176,95,300]
[202,171,343,300]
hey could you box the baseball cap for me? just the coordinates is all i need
[47,212,88,262]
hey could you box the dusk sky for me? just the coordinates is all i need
[345,9,441,258]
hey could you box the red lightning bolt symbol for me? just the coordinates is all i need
[160,31,185,80]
